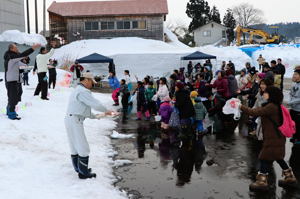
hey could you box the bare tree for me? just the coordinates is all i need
[233,3,264,27]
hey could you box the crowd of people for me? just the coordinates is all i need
[2,42,300,187]
[109,58,300,191]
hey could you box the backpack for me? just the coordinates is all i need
[169,108,180,128]
[269,105,296,138]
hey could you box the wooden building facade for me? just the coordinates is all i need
[48,0,168,43]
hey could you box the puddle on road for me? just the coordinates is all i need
[112,118,300,199]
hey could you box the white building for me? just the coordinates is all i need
[0,0,25,33]
[194,21,228,46]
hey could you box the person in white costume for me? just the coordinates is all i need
[65,72,114,179]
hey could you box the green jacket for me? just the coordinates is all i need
[194,99,207,120]
[145,87,156,102]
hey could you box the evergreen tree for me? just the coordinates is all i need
[223,9,236,43]
[186,0,210,31]
[209,6,221,24]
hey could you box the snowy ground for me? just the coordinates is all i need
[0,70,127,199]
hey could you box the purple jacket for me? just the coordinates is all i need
[159,102,173,124]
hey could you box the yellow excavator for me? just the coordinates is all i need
[236,25,281,46]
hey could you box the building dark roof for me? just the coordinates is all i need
[48,0,168,17]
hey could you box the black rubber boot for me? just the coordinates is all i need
[71,155,79,172]
[71,155,92,173]
[78,156,96,179]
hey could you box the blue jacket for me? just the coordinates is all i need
[108,76,120,90]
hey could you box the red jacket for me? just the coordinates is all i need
[210,78,230,98]
[70,64,84,72]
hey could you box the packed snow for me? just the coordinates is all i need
[113,160,133,168]
[0,30,47,46]
[0,70,127,199]
[110,131,135,139]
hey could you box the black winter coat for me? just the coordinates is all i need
[175,89,195,119]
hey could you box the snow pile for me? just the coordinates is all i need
[113,160,133,168]
[50,36,298,79]
[0,70,127,199]
[52,37,190,62]
[0,30,47,46]
[252,45,300,78]
[164,26,189,48]
[110,131,135,139]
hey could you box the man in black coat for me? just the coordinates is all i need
[4,43,40,120]
[277,58,286,90]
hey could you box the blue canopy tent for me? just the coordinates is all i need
[181,51,217,60]
[76,53,114,64]
[180,51,217,73]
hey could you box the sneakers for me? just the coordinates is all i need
[278,168,297,187]
[249,173,269,191]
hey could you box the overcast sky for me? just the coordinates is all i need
[27,0,300,33]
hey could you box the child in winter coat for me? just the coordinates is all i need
[145,81,157,115]
[124,70,133,91]
[108,72,120,106]
[119,79,130,120]
[190,90,198,105]
[159,96,173,129]
[134,81,150,120]
[289,67,300,143]
[194,97,207,133]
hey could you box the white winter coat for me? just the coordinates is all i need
[66,84,107,119]
[36,48,55,73]
[156,84,169,101]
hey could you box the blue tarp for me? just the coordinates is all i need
[239,44,300,57]
[76,53,113,64]
[181,51,216,60]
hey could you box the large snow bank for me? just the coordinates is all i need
[252,45,300,78]
[50,35,298,79]
[0,70,127,199]
[0,30,47,46]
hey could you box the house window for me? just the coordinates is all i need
[124,21,131,29]
[203,30,211,37]
[222,30,226,38]
[132,21,146,29]
[117,21,124,29]
[101,22,115,30]
[85,22,99,31]
[116,21,130,29]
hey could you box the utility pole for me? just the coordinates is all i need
[35,0,38,33]
[43,0,46,36]
[26,0,30,33]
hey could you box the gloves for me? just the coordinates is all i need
[43,76,48,81]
